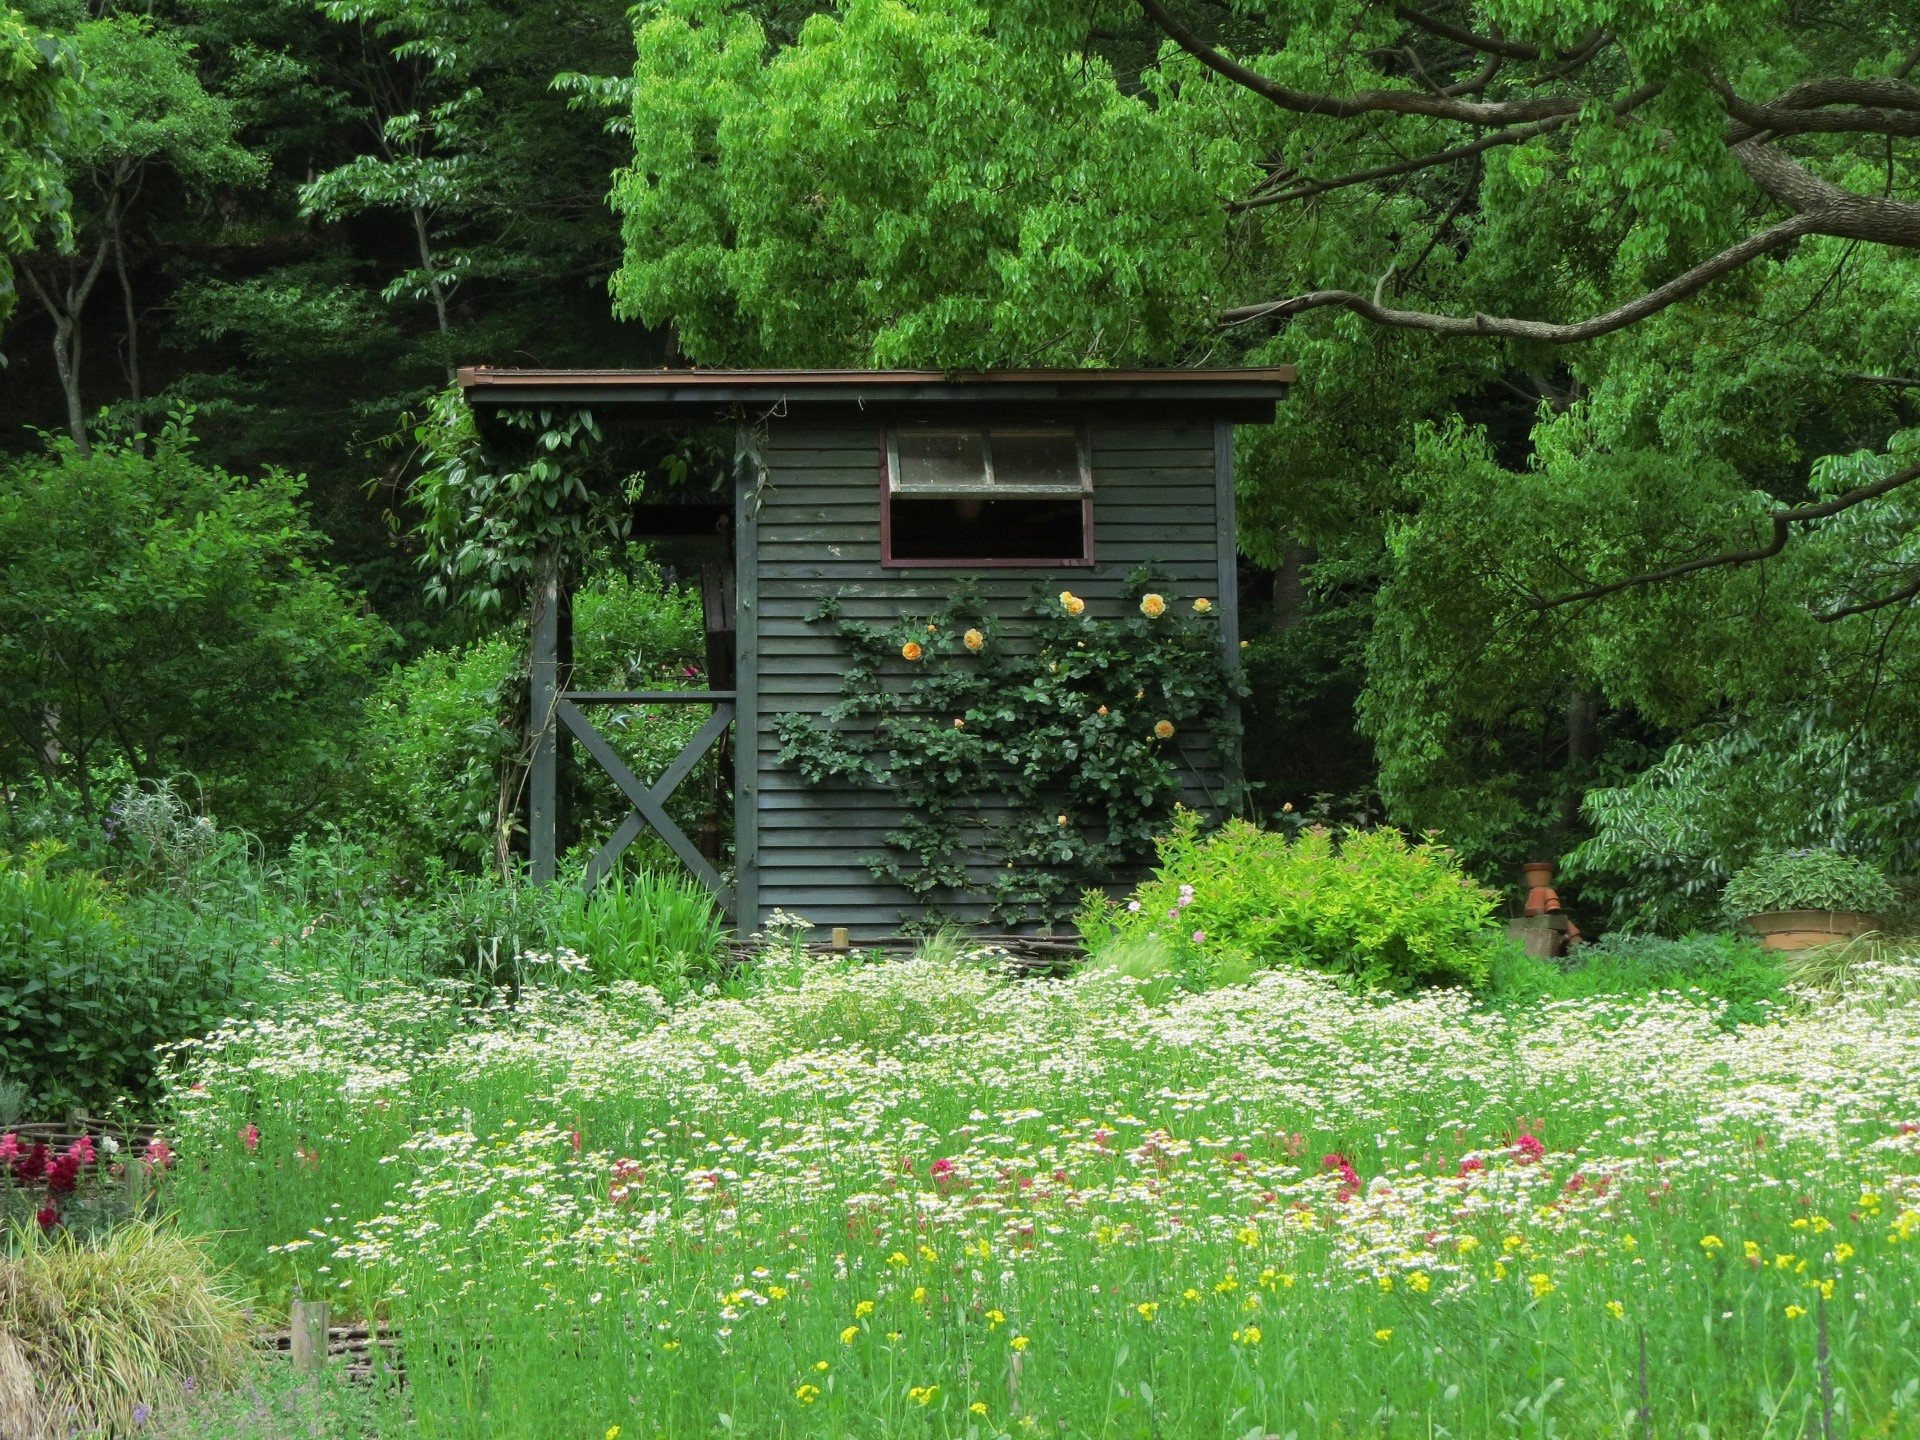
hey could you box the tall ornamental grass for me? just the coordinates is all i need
[164,955,1920,1438]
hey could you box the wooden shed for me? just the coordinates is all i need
[456,367,1293,939]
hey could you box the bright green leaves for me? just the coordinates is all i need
[613,0,1236,366]
[0,7,82,285]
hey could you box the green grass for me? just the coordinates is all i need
[154,947,1920,1437]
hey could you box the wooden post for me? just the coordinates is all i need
[831,926,850,951]
[290,1300,329,1373]
[733,426,760,931]
[529,554,563,884]
[1213,418,1244,808]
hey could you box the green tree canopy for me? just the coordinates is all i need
[0,418,395,837]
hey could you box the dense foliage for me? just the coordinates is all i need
[1721,848,1900,919]
[1078,810,1500,990]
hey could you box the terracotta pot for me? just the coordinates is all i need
[1739,909,1879,952]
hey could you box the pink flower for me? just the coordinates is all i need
[68,1136,95,1165]
[1514,1133,1545,1164]
[1227,1151,1247,1164]
[571,1130,582,1155]
[1192,930,1206,944]
[241,1124,260,1152]
[143,1137,175,1171]
[1458,1156,1485,1176]
[930,1158,955,1177]
[0,1134,18,1160]
[1126,901,1141,913]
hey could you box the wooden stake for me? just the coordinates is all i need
[831,927,850,951]
[290,1300,330,1373]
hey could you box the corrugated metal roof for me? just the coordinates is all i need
[455,366,1294,421]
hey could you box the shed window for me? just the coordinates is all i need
[884,426,1092,566]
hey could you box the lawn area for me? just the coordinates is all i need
[161,949,1920,1438]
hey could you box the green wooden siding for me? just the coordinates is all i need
[745,418,1235,938]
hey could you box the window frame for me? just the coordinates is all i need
[879,422,1095,569]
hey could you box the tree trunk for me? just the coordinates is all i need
[1560,684,1597,831]
[22,238,112,458]
[112,219,143,455]
[1270,540,1312,633]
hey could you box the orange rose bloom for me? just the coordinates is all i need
[1154,719,1175,739]
[1139,593,1166,618]
[901,641,924,661]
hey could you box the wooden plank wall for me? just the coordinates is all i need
[747,417,1234,939]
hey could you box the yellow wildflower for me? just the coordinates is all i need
[908,1386,938,1406]
[1236,1325,1263,1343]
[814,1361,829,1372]
[1606,1301,1625,1320]
[856,1300,876,1317]
[1377,1275,1394,1293]
[1502,1235,1527,1253]
[1010,1335,1030,1351]
[1493,1261,1508,1280]
[1835,1242,1856,1264]
[1785,1304,1808,1319]
[1456,1236,1480,1255]
[1819,1278,1836,1300]
[1700,1235,1725,1252]
[985,1309,1005,1328]
[1408,1272,1432,1294]
[1139,593,1167,618]
[1136,1302,1159,1321]
[887,1252,909,1267]
[1215,1274,1239,1292]
[918,1244,938,1261]
[1743,1241,1761,1261]
[768,1285,788,1300]
[900,642,923,662]
[912,1286,928,1304]
[970,1402,989,1416]
[1775,1254,1796,1270]
[1529,1273,1554,1299]
[607,1428,621,1440]
[1236,1227,1260,1247]
[1374,1328,1393,1342]
[840,1326,859,1344]
[1182,1288,1200,1302]
[795,1385,820,1405]
[662,1340,681,1352]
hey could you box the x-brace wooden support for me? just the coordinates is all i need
[557,696,736,909]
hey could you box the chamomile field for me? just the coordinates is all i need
[162,950,1920,1439]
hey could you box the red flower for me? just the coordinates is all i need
[13,1143,48,1184]
[1514,1134,1546,1164]
[241,1124,260,1152]
[35,1204,59,1231]
[1227,1152,1248,1164]
[46,1154,80,1195]
[1458,1156,1486,1176]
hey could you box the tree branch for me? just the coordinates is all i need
[1531,461,1920,609]
[1134,0,1584,123]
[1230,83,1662,211]
[1222,213,1816,336]
[1392,5,1539,60]
[1816,573,1920,622]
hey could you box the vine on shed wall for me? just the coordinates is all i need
[773,568,1246,925]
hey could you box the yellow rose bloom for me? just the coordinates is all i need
[901,641,924,661]
[963,627,985,652]
[1139,593,1166,618]
[1059,591,1086,615]
[1192,596,1213,613]
[1154,720,1175,740]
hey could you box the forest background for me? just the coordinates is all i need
[5,0,1920,931]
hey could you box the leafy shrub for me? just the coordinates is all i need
[1076,811,1500,991]
[0,854,266,1115]
[540,869,729,996]
[0,1218,252,1437]
[1721,849,1898,918]
[1489,931,1786,1026]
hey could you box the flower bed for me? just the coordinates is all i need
[163,959,1920,1436]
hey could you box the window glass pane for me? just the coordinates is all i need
[889,497,1087,561]
[895,431,988,491]
[990,430,1083,491]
